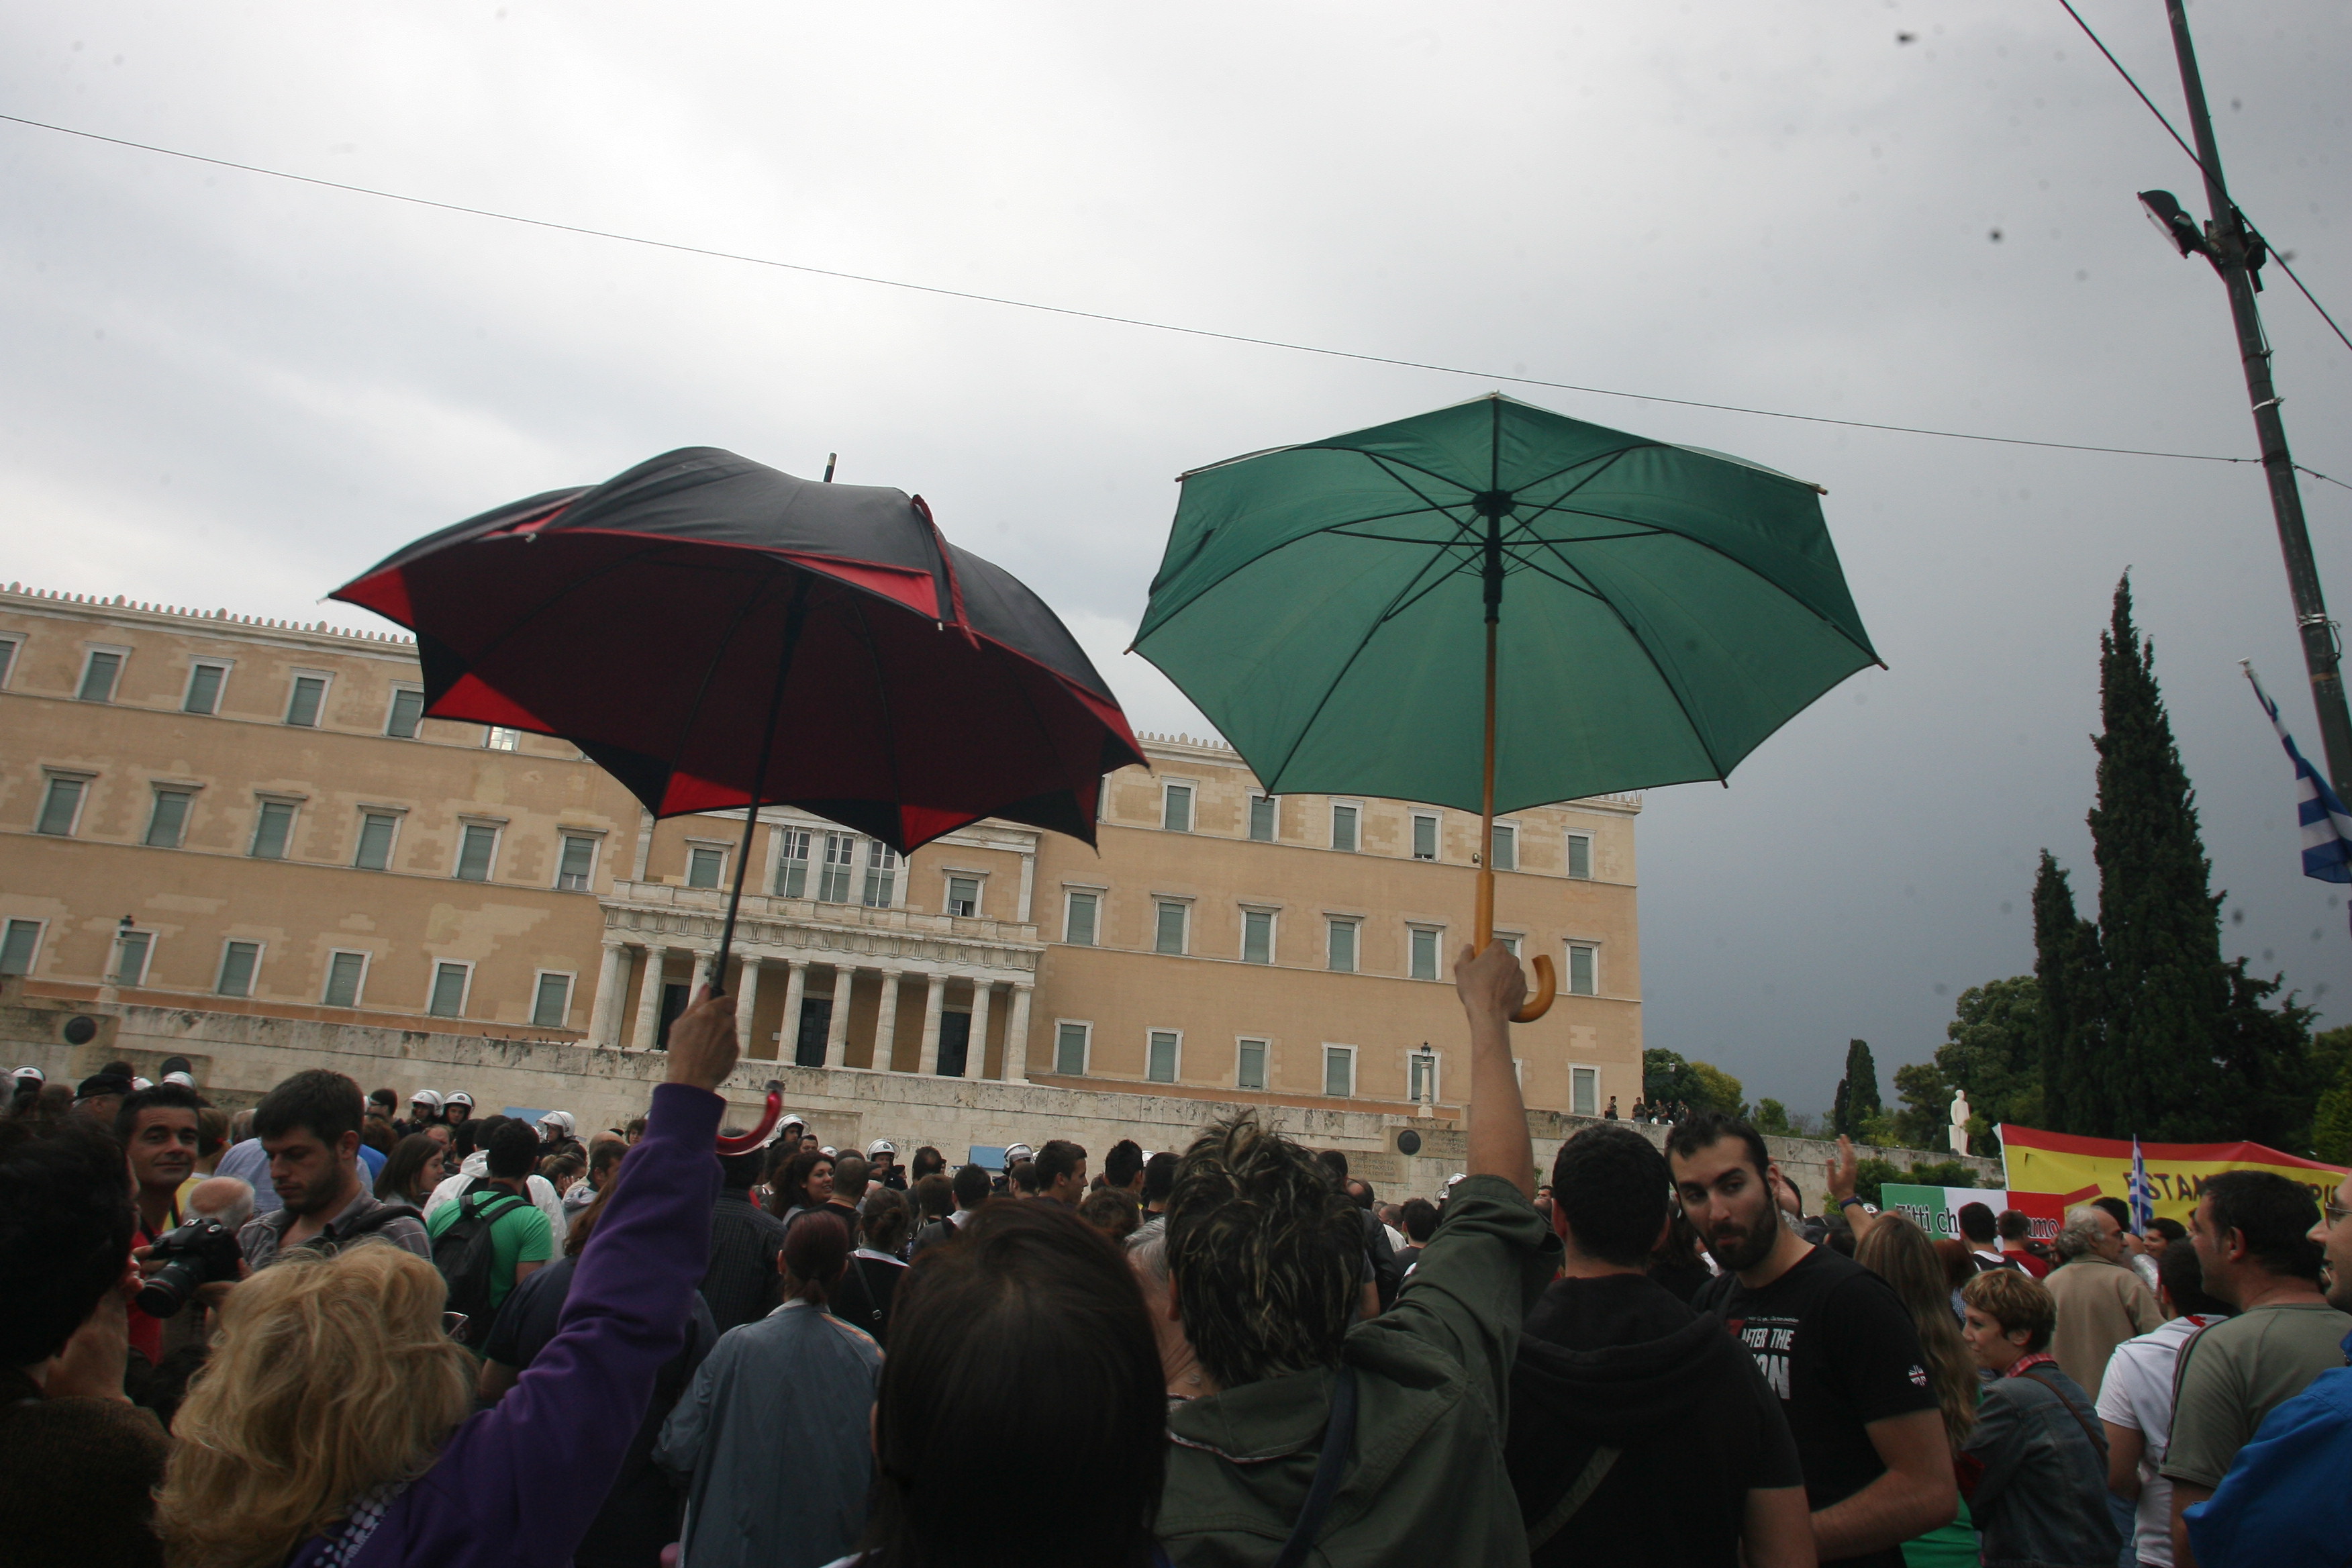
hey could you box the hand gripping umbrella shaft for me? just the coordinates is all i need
[1477,616,1556,1022]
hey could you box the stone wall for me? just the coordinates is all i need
[2,983,1998,1204]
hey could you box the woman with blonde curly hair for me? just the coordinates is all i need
[153,987,742,1568]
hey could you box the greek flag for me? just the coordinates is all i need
[2128,1136,2157,1234]
[2243,663,2352,884]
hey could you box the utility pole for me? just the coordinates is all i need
[2157,0,2352,798]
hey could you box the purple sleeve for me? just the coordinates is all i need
[356,1083,722,1568]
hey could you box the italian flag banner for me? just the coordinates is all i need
[1998,1124,2345,1226]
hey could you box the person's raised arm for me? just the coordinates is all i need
[1457,942,1532,1198]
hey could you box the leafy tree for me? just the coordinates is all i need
[1753,1098,1794,1137]
[1831,1040,1881,1136]
[1642,1048,1744,1115]
[1847,1157,1981,1208]
[1892,977,2047,1155]
[1891,1061,1953,1150]
[1688,1061,1747,1117]
[2314,1050,2352,1165]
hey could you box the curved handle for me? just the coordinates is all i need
[714,1080,785,1155]
[1513,954,1557,1023]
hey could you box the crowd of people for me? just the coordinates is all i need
[5,950,2350,1568]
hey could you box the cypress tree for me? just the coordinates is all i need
[1831,1039,1880,1136]
[2086,576,2229,1138]
[2031,850,2103,1135]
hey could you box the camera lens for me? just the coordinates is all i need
[136,1261,198,1319]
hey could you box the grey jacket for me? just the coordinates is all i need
[1962,1361,2122,1568]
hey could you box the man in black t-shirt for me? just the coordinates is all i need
[1508,1126,1811,1567]
[1669,1110,1955,1568]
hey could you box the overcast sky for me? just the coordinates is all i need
[5,1,2349,1114]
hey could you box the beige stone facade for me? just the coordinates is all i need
[0,582,1643,1157]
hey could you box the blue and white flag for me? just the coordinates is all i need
[2243,663,2352,885]
[2128,1136,2157,1234]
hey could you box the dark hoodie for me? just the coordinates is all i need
[1508,1273,1801,1567]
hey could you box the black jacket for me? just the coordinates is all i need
[1508,1273,1801,1567]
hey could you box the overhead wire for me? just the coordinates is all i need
[0,108,2337,487]
[2053,0,2352,360]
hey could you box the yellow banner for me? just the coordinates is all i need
[1999,1123,2345,1226]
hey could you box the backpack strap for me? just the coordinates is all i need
[1271,1365,1358,1568]
[1526,1445,1623,1552]
[2016,1368,2106,1453]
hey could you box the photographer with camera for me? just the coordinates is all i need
[0,1114,170,1567]
[116,1082,204,1367]
[238,1069,432,1271]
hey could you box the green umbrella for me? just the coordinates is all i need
[1134,393,1878,1018]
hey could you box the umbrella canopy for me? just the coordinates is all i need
[333,446,1143,852]
[1133,394,1879,816]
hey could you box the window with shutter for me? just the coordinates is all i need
[1326,920,1358,973]
[454,823,497,881]
[1412,813,1438,860]
[1330,803,1358,852]
[146,789,193,848]
[532,973,573,1028]
[1568,943,1598,996]
[1567,834,1592,880]
[1162,783,1193,833]
[1242,909,1273,965]
[1323,1046,1355,1099]
[1065,892,1099,946]
[1410,927,1440,981]
[0,920,41,977]
[251,801,296,859]
[1248,793,1278,842]
[323,951,367,1008]
[1155,902,1187,955]
[386,687,426,738]
[1055,1022,1089,1076]
[184,663,226,715]
[37,778,85,836]
[1148,1030,1179,1083]
[217,941,262,997]
[428,962,470,1018]
[356,813,398,871]
[78,650,122,702]
[1236,1038,1268,1090]
[285,675,328,727]
[1490,823,1517,872]
[687,845,725,888]
[947,875,980,917]
[557,834,596,891]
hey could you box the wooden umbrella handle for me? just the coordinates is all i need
[1515,954,1557,1022]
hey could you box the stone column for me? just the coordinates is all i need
[871,968,905,1071]
[630,946,668,1050]
[733,957,763,1052]
[918,974,949,1074]
[587,939,626,1048]
[690,948,718,996]
[1004,982,1034,1081]
[778,960,807,1064]
[969,981,994,1078]
[823,966,854,1067]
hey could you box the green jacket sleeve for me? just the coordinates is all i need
[1356,1175,1555,1422]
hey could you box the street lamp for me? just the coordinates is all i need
[2136,189,2209,259]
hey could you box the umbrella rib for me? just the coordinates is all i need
[1261,543,1469,786]
[1379,548,1485,625]
[672,565,786,766]
[1498,548,1608,601]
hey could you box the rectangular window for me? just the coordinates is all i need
[1055,1022,1089,1076]
[686,844,726,889]
[773,828,812,897]
[1411,812,1439,861]
[1490,823,1517,872]
[428,962,470,1018]
[556,833,597,891]
[285,675,328,728]
[861,842,899,908]
[946,875,981,918]
[1064,891,1099,946]
[183,662,227,715]
[1248,793,1278,842]
[0,920,42,976]
[1326,918,1359,973]
[1147,1029,1179,1083]
[1409,926,1441,981]
[1572,1066,1599,1118]
[354,812,399,871]
[145,788,193,848]
[1162,782,1193,833]
[0,636,18,687]
[817,833,856,902]
[1567,833,1592,881]
[1568,942,1598,996]
[385,687,426,739]
[1323,1045,1355,1099]
[324,950,368,1008]
[532,972,573,1028]
[250,801,296,860]
[112,930,152,986]
[1330,802,1359,852]
[1154,901,1188,956]
[217,940,261,997]
[484,726,522,751]
[1410,1049,1440,1105]
[78,649,123,702]
[454,823,498,881]
[1236,1038,1268,1091]
[1242,908,1274,965]
[1495,933,1521,958]
[36,777,86,836]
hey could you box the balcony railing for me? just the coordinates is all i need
[605,879,1039,947]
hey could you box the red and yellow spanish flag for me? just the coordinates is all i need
[2000,1124,2345,1226]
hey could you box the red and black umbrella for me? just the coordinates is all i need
[332,444,1143,1049]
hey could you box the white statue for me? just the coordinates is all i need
[1948,1090,1972,1157]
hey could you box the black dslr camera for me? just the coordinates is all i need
[136,1217,244,1318]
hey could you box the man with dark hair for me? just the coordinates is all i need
[704,1130,785,1334]
[237,1069,431,1269]
[1155,943,1556,1566]
[427,1120,553,1319]
[1032,1139,1087,1205]
[1996,1209,2052,1277]
[914,1161,993,1257]
[1956,1202,2013,1273]
[831,1152,871,1221]
[1395,1198,1438,1275]
[1141,1150,1177,1221]
[2161,1171,2352,1565]
[1008,1157,1041,1197]
[1104,1138,1146,1195]
[0,1118,170,1567]
[1670,1108,1955,1568]
[1316,1150,1403,1312]
[2098,1238,2235,1568]
[910,1144,944,1183]
[116,1083,204,1366]
[1509,1125,1810,1567]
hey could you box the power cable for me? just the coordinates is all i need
[2054,0,2352,360]
[0,108,2312,475]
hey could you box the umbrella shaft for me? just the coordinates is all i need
[713,575,814,993]
[1477,616,1497,952]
